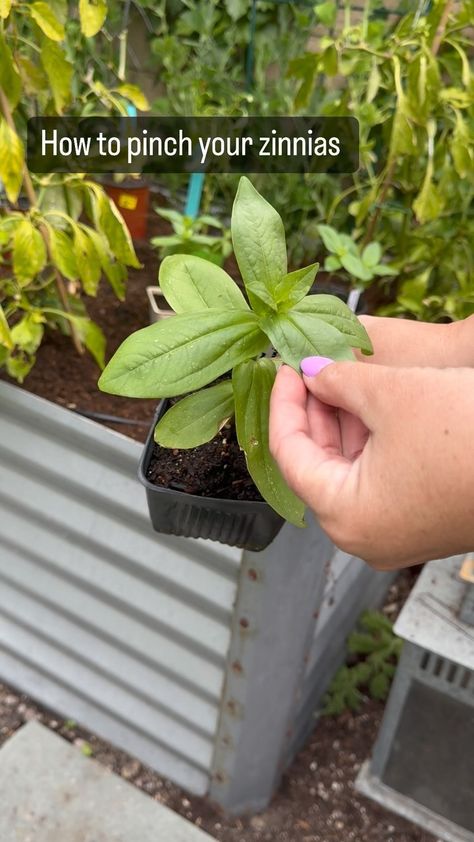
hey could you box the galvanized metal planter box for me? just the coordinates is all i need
[0,380,394,812]
[357,555,474,841]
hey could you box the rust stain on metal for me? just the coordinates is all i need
[239,617,250,629]
[231,660,243,674]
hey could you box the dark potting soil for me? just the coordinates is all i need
[147,421,263,501]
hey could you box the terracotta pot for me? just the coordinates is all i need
[103,180,150,241]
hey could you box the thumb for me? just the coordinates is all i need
[301,356,393,427]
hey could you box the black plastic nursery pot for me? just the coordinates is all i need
[138,401,284,551]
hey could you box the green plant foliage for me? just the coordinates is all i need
[152,208,232,267]
[317,224,396,287]
[287,0,474,322]
[0,0,148,381]
[324,611,403,716]
[99,178,372,523]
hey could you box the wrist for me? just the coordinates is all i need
[447,316,474,368]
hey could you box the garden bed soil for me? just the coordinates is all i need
[0,569,435,842]
[2,197,392,445]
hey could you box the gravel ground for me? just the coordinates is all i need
[0,572,438,842]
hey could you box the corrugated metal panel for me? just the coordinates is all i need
[0,381,242,795]
[288,555,395,759]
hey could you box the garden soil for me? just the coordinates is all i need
[0,571,435,842]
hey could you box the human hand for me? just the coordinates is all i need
[356,315,474,368]
[270,359,474,569]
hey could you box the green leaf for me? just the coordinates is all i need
[0,303,13,349]
[233,358,305,526]
[74,227,101,295]
[412,161,444,224]
[361,610,394,635]
[321,44,338,76]
[451,112,473,179]
[293,295,373,353]
[10,313,44,354]
[49,0,68,23]
[6,352,35,382]
[260,311,355,370]
[373,263,397,277]
[231,177,287,312]
[274,262,319,307]
[16,55,47,95]
[314,0,337,26]
[348,632,377,655]
[225,0,248,20]
[324,255,342,272]
[362,242,381,268]
[439,87,473,109]
[154,382,235,449]
[367,60,381,104]
[0,119,23,203]
[159,254,249,313]
[317,224,344,255]
[114,83,149,112]
[389,102,416,160]
[0,0,12,18]
[30,2,65,40]
[98,310,268,398]
[0,32,21,108]
[79,0,107,37]
[86,228,126,300]
[49,227,78,282]
[369,672,390,701]
[102,258,127,300]
[40,40,73,113]
[98,193,140,268]
[81,319,106,369]
[340,252,373,282]
[13,220,47,285]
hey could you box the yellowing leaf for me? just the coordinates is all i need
[0,304,13,349]
[49,227,78,281]
[40,40,72,113]
[0,0,12,19]
[114,84,150,112]
[16,55,47,95]
[0,119,24,203]
[451,112,473,179]
[79,0,107,37]
[98,193,140,268]
[13,219,47,285]
[0,32,21,108]
[74,227,101,295]
[30,2,65,41]
[412,161,444,224]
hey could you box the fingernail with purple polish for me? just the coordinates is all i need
[300,356,334,377]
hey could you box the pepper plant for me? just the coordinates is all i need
[99,178,372,525]
[0,0,146,381]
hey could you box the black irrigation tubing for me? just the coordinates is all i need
[72,408,151,427]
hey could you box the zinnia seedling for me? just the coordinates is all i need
[99,177,373,525]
